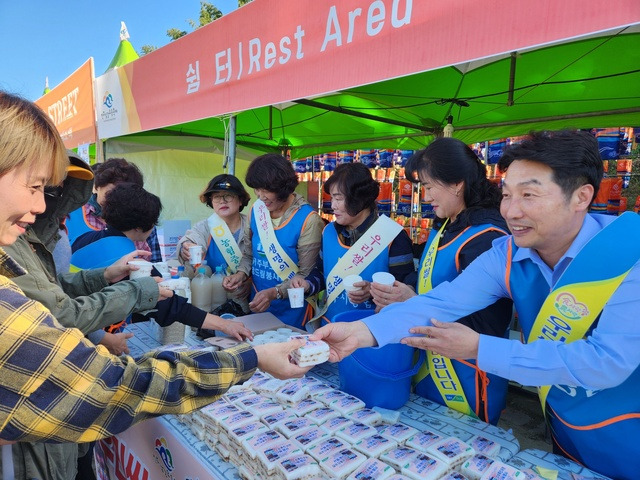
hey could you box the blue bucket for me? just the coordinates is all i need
[333,310,424,410]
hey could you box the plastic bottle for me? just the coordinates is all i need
[175,265,191,303]
[211,265,228,309]
[200,260,213,277]
[191,267,213,312]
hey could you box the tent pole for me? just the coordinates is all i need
[228,115,237,175]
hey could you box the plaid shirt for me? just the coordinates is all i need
[0,248,256,443]
[83,204,163,262]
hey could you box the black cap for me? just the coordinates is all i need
[201,174,250,209]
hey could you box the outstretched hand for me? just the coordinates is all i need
[400,319,480,360]
[104,250,152,283]
[254,338,312,379]
[309,321,376,362]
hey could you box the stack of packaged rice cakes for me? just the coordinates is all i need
[177,369,541,480]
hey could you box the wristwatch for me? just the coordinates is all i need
[275,285,283,300]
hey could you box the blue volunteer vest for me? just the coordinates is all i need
[70,235,136,271]
[321,222,389,324]
[205,236,230,272]
[507,213,640,479]
[250,204,315,328]
[66,205,100,245]
[415,224,509,425]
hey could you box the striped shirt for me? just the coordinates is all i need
[0,248,256,443]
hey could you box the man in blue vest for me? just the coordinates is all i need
[312,130,640,480]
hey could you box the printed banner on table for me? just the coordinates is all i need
[94,0,640,138]
[35,58,96,148]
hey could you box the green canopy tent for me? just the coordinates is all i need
[111,26,640,159]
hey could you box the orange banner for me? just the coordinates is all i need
[36,58,96,148]
[95,0,640,138]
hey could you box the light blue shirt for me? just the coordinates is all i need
[366,214,640,391]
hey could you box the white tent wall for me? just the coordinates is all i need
[104,135,265,226]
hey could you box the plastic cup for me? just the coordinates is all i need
[372,271,395,286]
[128,260,153,279]
[288,287,305,308]
[189,245,203,265]
[343,274,363,292]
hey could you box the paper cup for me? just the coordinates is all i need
[343,274,363,292]
[189,245,203,265]
[128,260,153,279]
[372,271,395,286]
[287,287,305,308]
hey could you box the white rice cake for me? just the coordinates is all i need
[257,441,302,475]
[461,454,494,480]
[255,377,290,396]
[291,426,330,451]
[276,453,322,480]
[330,395,366,415]
[386,476,414,480]
[479,461,526,480]
[346,458,395,480]
[294,398,324,416]
[219,410,258,433]
[276,380,311,404]
[307,437,348,462]
[441,473,470,480]
[405,430,443,451]
[353,434,397,458]
[290,337,330,367]
[346,408,382,426]
[401,453,449,480]
[244,399,285,417]
[243,429,287,458]
[276,417,319,438]
[469,435,501,458]
[307,383,335,397]
[243,371,270,387]
[336,422,376,444]
[263,410,299,427]
[425,437,474,468]
[322,416,354,434]
[380,447,420,470]
[378,423,419,444]
[228,421,269,447]
[299,376,322,386]
[319,448,367,479]
[315,389,349,406]
[305,407,340,425]
[224,389,257,404]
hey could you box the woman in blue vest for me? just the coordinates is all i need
[223,154,324,329]
[177,174,252,311]
[370,138,513,424]
[291,162,414,324]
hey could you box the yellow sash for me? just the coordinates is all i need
[207,212,242,274]
[253,200,298,282]
[414,219,475,417]
[312,215,402,321]
[527,272,630,414]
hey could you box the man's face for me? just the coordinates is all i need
[500,160,589,267]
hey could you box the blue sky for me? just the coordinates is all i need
[0,0,239,101]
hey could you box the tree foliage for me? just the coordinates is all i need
[139,45,158,56]
[238,0,253,5]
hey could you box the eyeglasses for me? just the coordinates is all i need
[211,193,236,204]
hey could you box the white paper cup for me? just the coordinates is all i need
[372,271,395,286]
[189,245,203,265]
[128,260,153,279]
[287,287,305,308]
[343,274,363,292]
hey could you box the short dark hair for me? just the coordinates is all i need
[498,130,603,202]
[200,173,251,211]
[323,163,379,216]
[93,158,144,188]
[102,183,162,232]
[245,154,298,201]
[406,137,501,223]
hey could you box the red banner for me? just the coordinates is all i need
[95,0,640,137]
[36,58,96,148]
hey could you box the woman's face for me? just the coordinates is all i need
[254,189,287,215]
[330,185,367,229]
[419,171,466,221]
[210,192,242,220]
[0,163,48,246]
